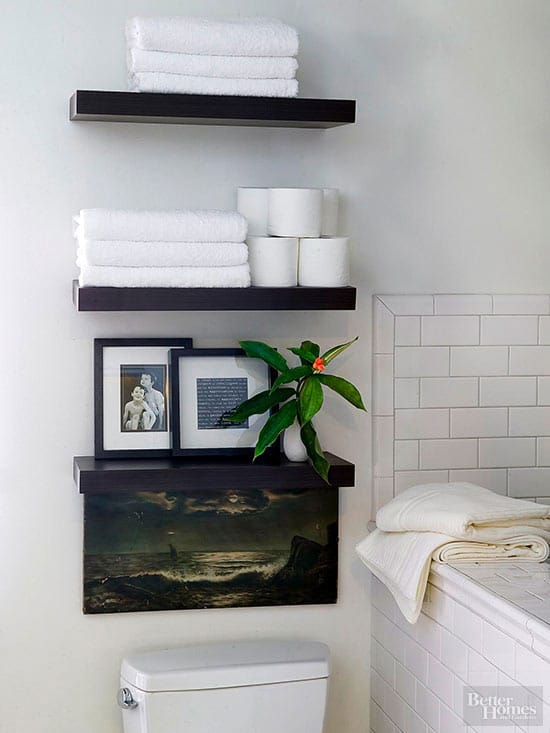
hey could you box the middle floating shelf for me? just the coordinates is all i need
[73,281,357,311]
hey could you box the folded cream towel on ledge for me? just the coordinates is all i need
[356,483,550,623]
[126,17,299,58]
[376,481,550,540]
[75,209,247,243]
[128,72,298,98]
[78,264,251,288]
[128,48,298,79]
[77,240,249,268]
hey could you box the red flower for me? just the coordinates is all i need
[313,357,326,372]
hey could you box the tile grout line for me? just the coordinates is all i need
[391,313,396,501]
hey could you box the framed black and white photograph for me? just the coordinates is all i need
[95,338,192,458]
[170,348,278,458]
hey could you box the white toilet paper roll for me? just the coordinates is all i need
[267,188,323,238]
[298,237,350,287]
[247,236,298,287]
[321,188,339,236]
[237,188,269,236]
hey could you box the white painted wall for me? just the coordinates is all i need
[1,1,549,732]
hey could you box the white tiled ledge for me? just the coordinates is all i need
[430,562,550,661]
[377,293,550,316]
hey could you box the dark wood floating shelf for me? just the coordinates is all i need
[73,281,356,311]
[74,453,355,494]
[69,90,356,128]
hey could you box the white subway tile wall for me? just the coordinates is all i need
[370,570,550,733]
[480,316,539,345]
[372,294,550,503]
[395,316,421,346]
[538,378,550,405]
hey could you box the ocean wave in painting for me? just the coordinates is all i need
[84,540,337,614]
[84,550,284,612]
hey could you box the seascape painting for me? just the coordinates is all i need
[83,487,338,614]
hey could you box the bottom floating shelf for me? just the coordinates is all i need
[74,453,355,493]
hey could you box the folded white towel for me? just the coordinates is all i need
[357,527,549,624]
[77,240,249,268]
[126,17,299,58]
[356,483,550,623]
[128,48,298,79]
[78,264,251,288]
[75,209,247,243]
[376,481,550,541]
[128,72,298,98]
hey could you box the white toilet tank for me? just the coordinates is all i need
[119,640,330,733]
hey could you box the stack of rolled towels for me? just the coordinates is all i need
[126,17,299,97]
[238,188,350,287]
[75,209,250,288]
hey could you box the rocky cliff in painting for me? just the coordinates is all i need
[271,522,338,598]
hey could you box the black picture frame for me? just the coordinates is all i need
[94,337,193,459]
[170,347,279,460]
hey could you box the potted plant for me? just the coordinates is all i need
[226,338,366,481]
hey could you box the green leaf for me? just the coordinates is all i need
[299,376,324,423]
[270,365,312,392]
[253,400,297,459]
[287,346,316,364]
[300,341,320,361]
[300,421,330,483]
[321,337,359,366]
[225,387,294,423]
[239,341,289,373]
[318,374,367,411]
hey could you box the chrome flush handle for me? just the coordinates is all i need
[118,688,138,710]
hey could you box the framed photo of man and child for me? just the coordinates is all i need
[94,338,193,458]
[94,338,279,460]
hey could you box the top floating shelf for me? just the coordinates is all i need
[69,90,356,129]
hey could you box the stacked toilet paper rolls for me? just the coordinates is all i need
[238,187,339,238]
[298,237,350,286]
[267,188,323,237]
[237,186,350,287]
[247,236,298,286]
[320,188,339,237]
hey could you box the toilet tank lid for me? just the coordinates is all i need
[121,641,330,692]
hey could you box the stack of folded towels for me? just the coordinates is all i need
[75,209,250,288]
[126,16,299,97]
[356,482,550,623]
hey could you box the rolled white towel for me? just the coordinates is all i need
[126,17,299,57]
[78,264,251,288]
[77,240,249,268]
[357,527,550,624]
[128,72,298,98]
[75,209,247,243]
[128,48,298,79]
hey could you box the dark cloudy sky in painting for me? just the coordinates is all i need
[84,488,337,554]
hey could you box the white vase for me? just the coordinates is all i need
[283,420,308,462]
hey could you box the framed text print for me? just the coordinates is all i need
[170,347,278,459]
